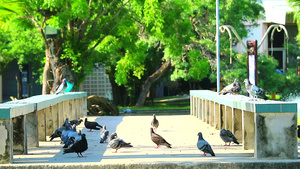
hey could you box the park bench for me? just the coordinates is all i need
[190,90,298,159]
[0,92,87,163]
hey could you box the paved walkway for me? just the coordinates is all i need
[2,115,300,168]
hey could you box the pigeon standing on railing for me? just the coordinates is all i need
[219,129,239,146]
[151,114,159,131]
[100,125,109,143]
[63,134,88,157]
[150,128,172,148]
[218,78,241,95]
[197,132,215,156]
[84,118,102,132]
[55,78,68,95]
[243,78,268,100]
[108,132,133,153]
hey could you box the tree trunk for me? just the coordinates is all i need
[42,48,51,95]
[42,39,75,94]
[109,74,128,106]
[135,59,172,107]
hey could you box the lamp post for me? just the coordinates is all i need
[216,0,220,92]
[45,25,58,92]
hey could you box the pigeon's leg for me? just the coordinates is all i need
[156,145,160,149]
[88,129,92,132]
[228,142,231,146]
[80,153,86,157]
[202,153,207,156]
[113,149,118,153]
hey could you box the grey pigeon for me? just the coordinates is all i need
[109,132,118,142]
[70,119,83,126]
[150,128,171,148]
[219,78,241,95]
[49,117,72,141]
[151,114,159,131]
[84,118,102,132]
[244,78,268,100]
[63,133,88,157]
[100,125,109,143]
[197,132,215,156]
[219,129,239,146]
[108,133,133,153]
[55,78,68,95]
[63,124,82,148]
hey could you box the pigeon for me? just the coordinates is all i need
[63,124,82,148]
[219,129,239,146]
[108,133,133,153]
[63,133,88,157]
[109,132,118,142]
[49,118,72,141]
[219,78,241,95]
[84,118,102,132]
[151,114,159,131]
[197,132,215,156]
[243,78,268,100]
[100,125,109,143]
[150,127,172,148]
[70,119,83,126]
[55,78,68,95]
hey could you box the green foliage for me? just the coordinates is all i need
[219,53,300,99]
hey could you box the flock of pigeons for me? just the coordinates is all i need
[49,114,240,157]
[218,78,268,100]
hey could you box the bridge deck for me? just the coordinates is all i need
[2,115,300,168]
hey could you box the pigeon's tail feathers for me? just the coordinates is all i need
[233,140,239,145]
[122,142,133,147]
[100,138,104,143]
[211,151,216,156]
[63,148,75,154]
[165,143,172,148]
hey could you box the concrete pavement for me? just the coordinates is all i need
[1,115,300,168]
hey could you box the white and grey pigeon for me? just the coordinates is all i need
[197,132,215,156]
[55,78,68,95]
[100,125,109,143]
[108,132,133,153]
[219,129,239,146]
[243,78,268,100]
[218,78,241,95]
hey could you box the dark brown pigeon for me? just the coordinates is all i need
[63,134,88,157]
[84,118,102,132]
[219,129,239,146]
[150,128,171,148]
[151,114,159,131]
[219,78,241,95]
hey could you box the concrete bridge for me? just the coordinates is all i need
[0,90,300,168]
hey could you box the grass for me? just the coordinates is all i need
[119,96,190,111]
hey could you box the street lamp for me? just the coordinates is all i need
[45,25,58,92]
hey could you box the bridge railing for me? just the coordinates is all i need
[0,92,87,164]
[190,90,298,159]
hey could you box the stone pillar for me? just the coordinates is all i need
[226,106,233,131]
[26,112,39,148]
[0,119,12,164]
[255,112,297,159]
[45,107,53,138]
[233,109,243,143]
[243,110,254,150]
[37,109,45,141]
[220,105,225,129]
[214,103,221,130]
[13,116,24,155]
[210,101,214,127]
